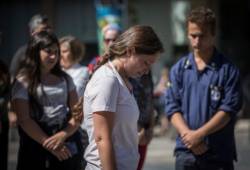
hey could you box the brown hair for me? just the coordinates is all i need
[97,25,164,69]
[187,7,216,35]
[60,35,85,63]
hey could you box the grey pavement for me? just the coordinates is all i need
[144,135,175,170]
[8,119,250,170]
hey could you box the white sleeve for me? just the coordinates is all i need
[90,76,119,113]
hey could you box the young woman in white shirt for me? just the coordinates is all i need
[83,25,164,170]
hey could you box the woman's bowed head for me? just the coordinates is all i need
[96,25,164,78]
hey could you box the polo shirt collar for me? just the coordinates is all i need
[187,48,221,71]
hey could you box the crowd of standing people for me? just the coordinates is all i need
[0,6,244,170]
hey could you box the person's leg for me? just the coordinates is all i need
[196,152,234,170]
[137,144,148,170]
[198,159,234,170]
[222,162,234,170]
[175,151,198,170]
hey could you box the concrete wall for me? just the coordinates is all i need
[55,0,97,42]
[128,0,172,81]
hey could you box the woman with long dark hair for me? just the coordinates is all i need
[12,31,83,170]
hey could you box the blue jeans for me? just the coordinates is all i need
[175,151,234,170]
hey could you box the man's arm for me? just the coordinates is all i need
[197,110,230,136]
[169,112,190,136]
[181,110,230,149]
[170,112,209,155]
[10,46,26,80]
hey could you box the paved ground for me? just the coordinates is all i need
[8,119,250,170]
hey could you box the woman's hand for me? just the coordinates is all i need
[50,144,72,161]
[42,131,67,150]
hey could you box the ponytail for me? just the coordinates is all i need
[93,52,113,73]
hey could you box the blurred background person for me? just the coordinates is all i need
[241,73,250,118]
[8,14,53,131]
[60,35,89,98]
[60,35,89,168]
[0,59,10,170]
[10,14,52,80]
[153,65,170,136]
[101,23,121,53]
[130,71,155,170]
[87,23,121,75]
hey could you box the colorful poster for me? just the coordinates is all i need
[95,2,122,54]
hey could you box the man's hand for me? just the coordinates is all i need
[190,141,208,155]
[181,129,204,149]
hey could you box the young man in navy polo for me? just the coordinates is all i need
[165,7,242,170]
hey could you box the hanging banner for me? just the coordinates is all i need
[95,1,122,54]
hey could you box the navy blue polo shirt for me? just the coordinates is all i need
[165,49,242,162]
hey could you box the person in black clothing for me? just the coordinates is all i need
[0,59,10,170]
[130,71,155,170]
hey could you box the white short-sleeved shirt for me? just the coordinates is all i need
[63,63,89,98]
[83,61,140,170]
[12,75,75,127]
